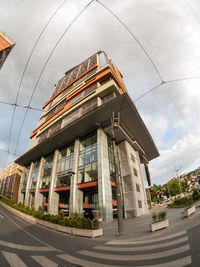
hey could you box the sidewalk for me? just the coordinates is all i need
[98,202,200,242]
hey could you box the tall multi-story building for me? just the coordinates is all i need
[16,51,159,222]
[0,163,23,201]
[0,29,15,70]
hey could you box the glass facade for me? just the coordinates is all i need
[78,134,97,184]
[31,161,40,189]
[40,154,54,189]
[56,144,74,187]
[22,166,30,190]
[83,191,98,209]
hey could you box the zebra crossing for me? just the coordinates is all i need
[0,230,192,267]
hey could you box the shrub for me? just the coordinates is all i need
[169,196,194,207]
[192,189,200,201]
[92,216,99,230]
[152,212,157,223]
[158,211,166,221]
[0,196,93,229]
[58,210,65,218]
[49,215,58,224]
[65,218,70,227]
[58,218,66,226]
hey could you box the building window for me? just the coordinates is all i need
[78,134,97,183]
[22,166,30,190]
[138,200,142,208]
[31,161,40,189]
[56,144,74,187]
[130,153,135,162]
[83,191,98,209]
[40,154,54,189]
[133,168,138,177]
[136,183,140,192]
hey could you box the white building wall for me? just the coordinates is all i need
[118,140,148,218]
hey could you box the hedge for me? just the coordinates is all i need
[0,196,98,230]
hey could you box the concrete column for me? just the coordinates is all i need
[69,138,83,217]
[3,168,9,196]
[1,171,6,195]
[25,162,34,206]
[97,128,113,222]
[34,157,45,211]
[144,164,152,208]
[48,150,59,215]
[10,165,17,199]
[18,168,25,203]
[136,151,148,214]
[6,164,13,198]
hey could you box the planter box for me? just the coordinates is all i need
[55,224,72,234]
[150,219,169,232]
[0,202,103,238]
[71,228,103,238]
[181,205,196,218]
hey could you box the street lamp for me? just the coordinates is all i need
[111,112,124,236]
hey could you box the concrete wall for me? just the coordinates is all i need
[97,128,113,222]
[118,140,148,218]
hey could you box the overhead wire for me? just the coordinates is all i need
[13,0,95,155]
[0,101,42,111]
[4,0,200,164]
[7,0,69,156]
[95,0,164,83]
[134,75,200,102]
[186,0,200,25]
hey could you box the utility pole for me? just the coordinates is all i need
[111,112,124,236]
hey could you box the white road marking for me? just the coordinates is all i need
[2,250,27,267]
[58,253,192,267]
[32,256,58,267]
[94,236,188,252]
[15,216,30,225]
[107,230,187,245]
[0,214,4,219]
[58,253,116,267]
[0,207,61,252]
[79,244,190,261]
[0,239,55,251]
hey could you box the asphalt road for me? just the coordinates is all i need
[0,203,200,266]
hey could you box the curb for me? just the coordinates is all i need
[0,202,103,238]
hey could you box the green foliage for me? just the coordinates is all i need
[152,212,157,223]
[58,210,65,219]
[152,211,167,223]
[151,184,162,203]
[0,197,93,230]
[168,196,194,207]
[158,211,166,221]
[192,188,200,201]
[92,216,99,230]
[49,215,58,224]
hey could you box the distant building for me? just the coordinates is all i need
[0,29,15,70]
[16,51,159,221]
[0,163,23,201]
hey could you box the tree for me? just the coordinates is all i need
[151,184,162,203]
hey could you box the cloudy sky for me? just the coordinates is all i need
[0,0,200,185]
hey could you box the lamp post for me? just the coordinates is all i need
[111,112,124,236]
